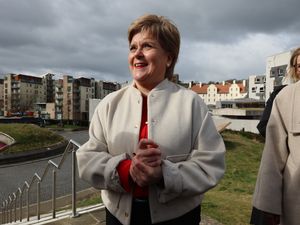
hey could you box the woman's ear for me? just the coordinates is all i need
[167,55,173,67]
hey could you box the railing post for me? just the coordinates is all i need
[5,200,8,224]
[37,181,41,220]
[19,189,23,222]
[9,196,12,223]
[52,170,56,219]
[1,203,4,224]
[13,193,17,222]
[71,148,79,217]
[27,188,30,221]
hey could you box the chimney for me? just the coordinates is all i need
[222,81,225,86]
[199,82,202,87]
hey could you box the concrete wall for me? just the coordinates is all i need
[212,115,260,134]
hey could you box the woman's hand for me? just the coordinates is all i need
[129,139,163,187]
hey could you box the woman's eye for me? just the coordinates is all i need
[143,44,152,49]
[129,46,136,52]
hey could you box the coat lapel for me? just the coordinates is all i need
[291,82,300,133]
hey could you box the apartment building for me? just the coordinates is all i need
[0,79,3,116]
[265,50,291,100]
[54,79,63,120]
[3,74,46,116]
[95,80,121,99]
[248,75,266,100]
[62,75,97,121]
[191,80,247,106]
[43,73,55,103]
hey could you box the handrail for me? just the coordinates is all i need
[0,139,81,224]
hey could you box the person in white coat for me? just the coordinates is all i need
[77,14,226,225]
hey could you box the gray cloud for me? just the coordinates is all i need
[0,0,300,83]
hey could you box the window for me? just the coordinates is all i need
[259,87,265,93]
[278,68,284,76]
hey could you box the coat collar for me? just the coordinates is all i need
[129,79,171,97]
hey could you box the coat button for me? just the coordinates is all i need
[125,212,129,217]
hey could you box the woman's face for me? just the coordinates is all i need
[128,31,172,91]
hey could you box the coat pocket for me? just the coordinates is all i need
[166,153,191,163]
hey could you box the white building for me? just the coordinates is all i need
[248,75,266,100]
[265,50,291,100]
[191,80,247,106]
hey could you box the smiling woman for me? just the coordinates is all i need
[76,14,225,225]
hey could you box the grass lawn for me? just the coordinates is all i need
[201,130,264,225]
[0,123,65,153]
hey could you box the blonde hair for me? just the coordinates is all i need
[128,14,180,79]
[287,47,300,82]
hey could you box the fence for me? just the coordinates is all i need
[0,139,81,224]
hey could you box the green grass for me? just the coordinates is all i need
[0,123,65,153]
[201,130,264,225]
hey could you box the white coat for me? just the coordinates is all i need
[253,81,300,225]
[76,79,225,225]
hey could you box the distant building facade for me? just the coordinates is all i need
[3,74,46,116]
[190,80,247,106]
[0,79,4,116]
[96,80,121,99]
[248,75,266,100]
[2,73,121,121]
[265,50,291,100]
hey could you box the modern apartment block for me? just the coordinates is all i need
[0,79,4,116]
[43,73,55,103]
[2,73,121,121]
[62,75,98,121]
[3,74,46,116]
[248,75,266,100]
[265,49,291,100]
[95,80,121,99]
[54,79,63,120]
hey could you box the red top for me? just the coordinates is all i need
[117,96,149,197]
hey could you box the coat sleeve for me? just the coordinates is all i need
[252,96,288,215]
[256,85,286,137]
[155,101,226,203]
[76,103,129,193]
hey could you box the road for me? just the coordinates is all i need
[0,130,91,204]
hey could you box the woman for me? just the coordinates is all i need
[251,47,300,225]
[77,14,225,225]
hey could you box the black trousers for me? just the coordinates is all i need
[106,199,201,225]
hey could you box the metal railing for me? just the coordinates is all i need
[0,139,81,224]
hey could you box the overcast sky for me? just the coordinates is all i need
[0,0,300,83]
